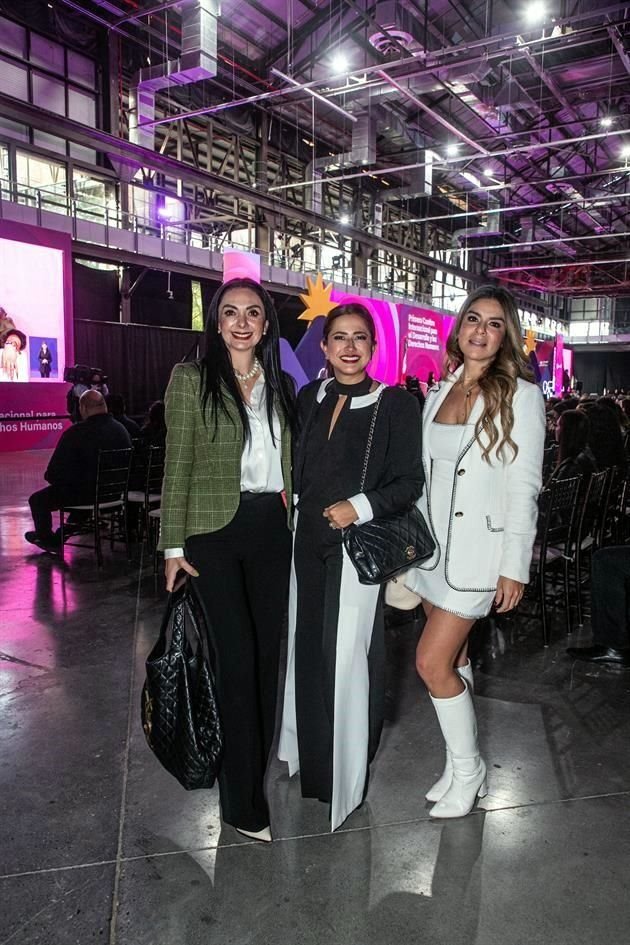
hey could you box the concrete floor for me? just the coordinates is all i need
[2,450,630,945]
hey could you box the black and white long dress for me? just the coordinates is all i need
[278,376,423,830]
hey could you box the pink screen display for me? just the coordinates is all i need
[0,223,73,450]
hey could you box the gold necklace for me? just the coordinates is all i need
[458,378,479,399]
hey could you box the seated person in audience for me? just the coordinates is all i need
[585,403,627,471]
[105,393,141,438]
[545,397,578,447]
[25,390,131,550]
[567,546,630,666]
[620,397,630,426]
[597,395,629,432]
[547,409,597,489]
[139,400,167,449]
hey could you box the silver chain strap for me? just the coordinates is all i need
[358,390,384,492]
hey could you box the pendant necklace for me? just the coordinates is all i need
[459,378,478,399]
[458,377,479,423]
[234,357,261,383]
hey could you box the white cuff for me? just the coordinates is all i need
[347,493,374,525]
[164,547,185,559]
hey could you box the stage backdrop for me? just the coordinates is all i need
[0,221,74,451]
[399,304,456,385]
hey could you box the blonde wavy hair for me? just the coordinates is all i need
[444,285,534,463]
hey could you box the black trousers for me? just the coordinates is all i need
[186,494,291,832]
[591,546,630,649]
[28,486,91,536]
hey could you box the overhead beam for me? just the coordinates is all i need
[0,91,468,278]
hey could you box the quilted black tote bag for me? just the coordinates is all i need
[141,582,223,790]
[343,392,435,585]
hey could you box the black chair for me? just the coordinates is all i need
[600,464,626,547]
[127,445,165,545]
[542,444,558,484]
[530,476,582,645]
[569,469,609,627]
[149,507,162,575]
[59,448,133,567]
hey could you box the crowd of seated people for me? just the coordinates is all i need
[540,391,630,665]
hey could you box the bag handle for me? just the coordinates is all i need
[158,582,204,653]
[358,389,385,492]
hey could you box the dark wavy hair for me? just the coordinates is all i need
[444,285,533,463]
[322,302,377,345]
[556,410,589,465]
[198,278,296,442]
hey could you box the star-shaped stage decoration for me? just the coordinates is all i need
[524,329,537,355]
[298,273,335,322]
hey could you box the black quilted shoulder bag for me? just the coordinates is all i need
[342,391,435,585]
[141,582,223,790]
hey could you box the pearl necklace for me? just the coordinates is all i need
[233,357,261,383]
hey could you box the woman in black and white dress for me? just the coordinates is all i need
[278,302,423,830]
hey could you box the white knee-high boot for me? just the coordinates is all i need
[425,660,474,802]
[428,681,487,819]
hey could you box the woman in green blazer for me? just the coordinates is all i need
[160,277,296,842]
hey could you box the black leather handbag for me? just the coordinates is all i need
[141,582,223,790]
[343,392,435,585]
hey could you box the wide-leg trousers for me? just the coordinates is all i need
[186,493,291,832]
[279,510,384,831]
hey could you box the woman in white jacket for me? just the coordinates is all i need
[402,285,545,819]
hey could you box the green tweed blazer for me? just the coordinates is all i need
[158,361,293,550]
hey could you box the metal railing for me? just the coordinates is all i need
[0,174,442,305]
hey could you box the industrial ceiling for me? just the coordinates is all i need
[4,0,630,299]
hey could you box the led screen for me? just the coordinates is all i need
[0,236,65,384]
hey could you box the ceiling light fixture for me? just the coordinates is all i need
[621,143,630,159]
[446,143,459,157]
[330,53,349,76]
[600,116,613,129]
[483,167,494,177]
[339,213,350,225]
[524,1,546,23]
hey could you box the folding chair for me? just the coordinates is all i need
[530,475,582,645]
[600,464,626,547]
[570,469,609,627]
[127,445,165,545]
[59,448,132,567]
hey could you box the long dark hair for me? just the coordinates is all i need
[556,410,589,465]
[199,278,296,442]
[444,285,533,463]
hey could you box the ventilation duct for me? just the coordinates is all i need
[452,223,503,247]
[130,0,220,153]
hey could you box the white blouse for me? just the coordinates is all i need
[164,372,283,558]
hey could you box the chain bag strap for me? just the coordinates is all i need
[342,388,435,585]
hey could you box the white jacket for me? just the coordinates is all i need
[411,367,546,591]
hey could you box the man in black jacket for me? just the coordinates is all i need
[25,390,131,549]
